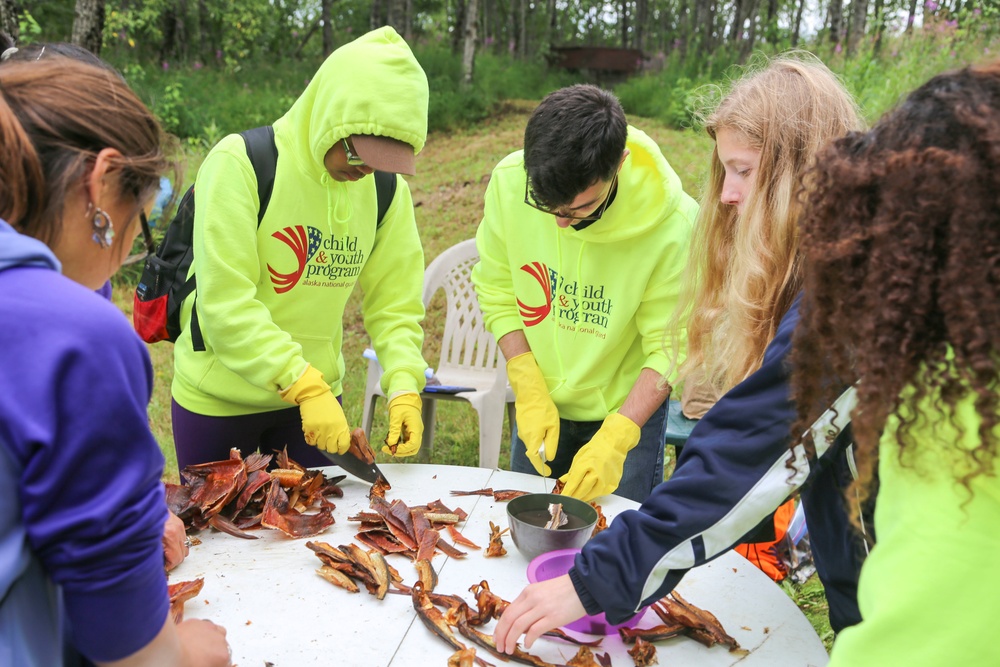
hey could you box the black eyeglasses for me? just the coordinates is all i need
[343,137,366,166]
[524,173,618,221]
[139,211,155,255]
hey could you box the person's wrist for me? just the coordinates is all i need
[387,369,421,397]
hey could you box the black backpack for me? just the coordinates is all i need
[133,126,397,351]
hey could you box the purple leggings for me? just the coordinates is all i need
[171,398,334,472]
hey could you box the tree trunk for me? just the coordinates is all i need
[404,0,414,41]
[451,0,466,54]
[729,0,745,42]
[0,0,19,42]
[72,0,105,56]
[386,0,397,32]
[828,0,844,44]
[621,0,629,48]
[872,0,885,54]
[697,0,716,55]
[370,0,380,31]
[506,0,516,53]
[197,0,210,62]
[322,0,333,56]
[792,0,805,45]
[765,0,778,43]
[462,0,478,86]
[478,0,487,51]
[160,2,182,61]
[847,0,869,54]
[545,0,556,50]
[291,20,320,59]
[738,0,760,60]
[175,0,187,60]
[905,0,917,33]
[635,0,647,51]
[519,0,527,57]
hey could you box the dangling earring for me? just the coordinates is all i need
[90,206,115,249]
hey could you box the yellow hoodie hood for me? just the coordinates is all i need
[274,26,429,183]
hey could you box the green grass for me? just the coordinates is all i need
[782,573,836,652]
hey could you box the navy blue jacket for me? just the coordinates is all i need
[570,294,871,632]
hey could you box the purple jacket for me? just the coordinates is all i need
[0,219,169,664]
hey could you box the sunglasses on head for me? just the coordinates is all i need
[343,137,366,167]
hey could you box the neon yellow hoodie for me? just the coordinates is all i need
[172,27,429,416]
[473,127,697,421]
[828,381,1000,667]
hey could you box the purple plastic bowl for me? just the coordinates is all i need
[527,548,648,635]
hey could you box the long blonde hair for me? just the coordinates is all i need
[669,53,864,398]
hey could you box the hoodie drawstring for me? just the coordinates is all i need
[321,173,353,234]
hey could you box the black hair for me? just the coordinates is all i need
[523,84,627,209]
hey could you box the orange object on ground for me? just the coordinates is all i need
[735,498,797,582]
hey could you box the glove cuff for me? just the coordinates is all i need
[506,351,544,391]
[607,412,641,442]
[279,364,329,405]
[389,392,421,410]
[506,350,536,370]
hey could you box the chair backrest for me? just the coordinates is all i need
[423,239,505,386]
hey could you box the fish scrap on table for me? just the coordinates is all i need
[164,447,343,540]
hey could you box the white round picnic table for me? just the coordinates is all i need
[172,463,830,666]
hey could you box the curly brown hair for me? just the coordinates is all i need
[790,59,1000,509]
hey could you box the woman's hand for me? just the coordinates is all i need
[163,511,189,571]
[492,574,587,653]
[177,618,231,667]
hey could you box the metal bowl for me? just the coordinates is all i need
[506,493,598,562]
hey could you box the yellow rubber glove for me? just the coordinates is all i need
[279,365,351,454]
[382,392,424,457]
[559,412,641,502]
[506,351,560,476]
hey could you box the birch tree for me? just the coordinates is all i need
[72,0,104,55]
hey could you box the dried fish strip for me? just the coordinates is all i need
[453,606,557,667]
[627,637,657,666]
[446,524,481,549]
[207,513,258,540]
[653,592,741,652]
[260,479,335,538]
[449,648,479,667]
[590,502,608,537]
[467,581,601,647]
[544,503,567,530]
[414,558,438,592]
[168,578,204,622]
[566,646,612,667]
[484,522,508,558]
[269,468,305,488]
[410,582,492,667]
[169,447,343,539]
[316,566,360,593]
[450,488,530,502]
[618,624,687,644]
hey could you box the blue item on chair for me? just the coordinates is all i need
[665,399,698,448]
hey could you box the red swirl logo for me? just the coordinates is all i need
[517,262,552,327]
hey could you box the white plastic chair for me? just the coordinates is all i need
[361,239,515,469]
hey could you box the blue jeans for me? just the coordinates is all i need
[510,401,667,503]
